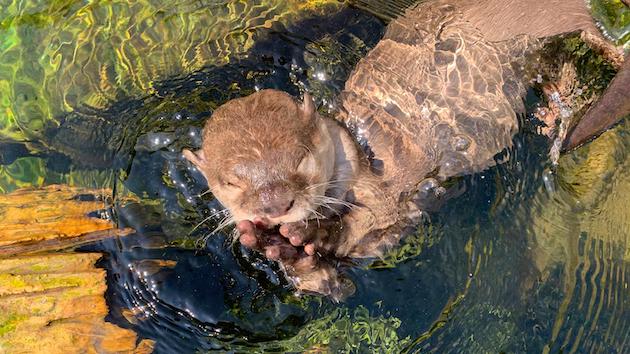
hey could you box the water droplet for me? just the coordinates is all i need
[542,169,555,194]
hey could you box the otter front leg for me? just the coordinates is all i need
[282,258,354,302]
[278,198,402,259]
[237,220,353,300]
[335,208,406,259]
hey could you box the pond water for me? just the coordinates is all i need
[1,0,629,353]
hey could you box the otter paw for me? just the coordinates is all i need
[279,222,331,255]
[285,260,355,302]
[237,220,259,249]
[237,220,294,259]
[237,220,319,266]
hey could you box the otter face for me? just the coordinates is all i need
[184,89,337,225]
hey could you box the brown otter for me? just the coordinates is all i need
[184,0,626,299]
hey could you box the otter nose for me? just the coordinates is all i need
[262,198,295,218]
[258,186,295,218]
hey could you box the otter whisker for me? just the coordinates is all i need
[195,234,209,248]
[305,179,348,190]
[306,207,324,228]
[314,201,341,217]
[312,208,326,220]
[190,208,231,233]
[228,228,240,244]
[305,178,358,190]
[313,195,359,210]
[211,214,235,235]
[197,189,213,197]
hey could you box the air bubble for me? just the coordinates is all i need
[453,135,471,151]
[135,132,175,152]
[418,178,439,193]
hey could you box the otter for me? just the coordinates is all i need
[184,0,627,299]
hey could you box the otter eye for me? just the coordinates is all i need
[222,178,241,189]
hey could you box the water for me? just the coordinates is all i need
[1,1,629,352]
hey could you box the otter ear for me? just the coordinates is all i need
[300,92,315,117]
[182,148,206,169]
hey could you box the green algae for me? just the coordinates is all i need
[263,305,411,353]
[591,0,630,48]
[0,313,27,337]
[370,221,439,269]
[0,273,27,290]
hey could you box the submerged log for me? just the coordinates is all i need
[0,184,133,256]
[0,253,153,353]
[0,185,148,352]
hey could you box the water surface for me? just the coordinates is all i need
[0,1,629,352]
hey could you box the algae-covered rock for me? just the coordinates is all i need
[0,0,342,145]
[0,253,153,353]
[0,184,132,253]
[0,184,146,352]
[556,124,628,208]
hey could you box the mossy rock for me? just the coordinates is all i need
[590,0,630,47]
[557,126,627,208]
[525,122,630,352]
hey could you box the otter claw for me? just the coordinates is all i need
[304,243,316,256]
[279,222,315,246]
[239,232,258,248]
[289,235,303,246]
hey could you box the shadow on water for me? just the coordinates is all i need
[2,2,628,353]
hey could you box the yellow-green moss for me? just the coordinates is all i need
[0,273,27,290]
[0,313,26,336]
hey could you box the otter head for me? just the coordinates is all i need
[183,89,338,225]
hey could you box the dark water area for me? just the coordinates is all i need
[2,1,629,353]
